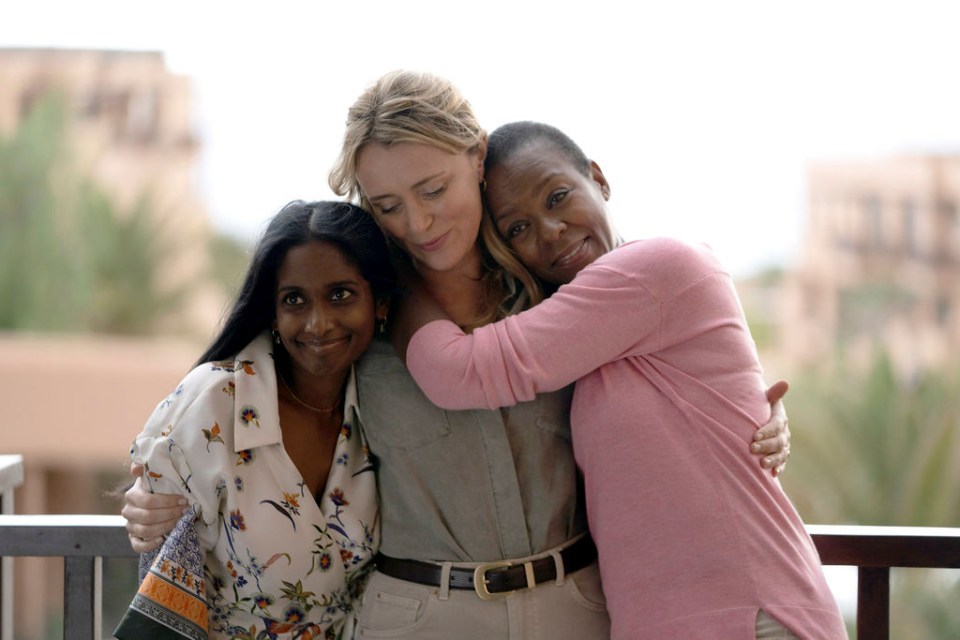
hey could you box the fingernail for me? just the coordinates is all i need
[177,498,188,506]
[751,443,761,453]
[764,457,773,467]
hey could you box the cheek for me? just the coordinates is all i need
[513,243,550,279]
[376,216,406,242]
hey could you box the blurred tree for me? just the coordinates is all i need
[783,352,960,527]
[208,231,250,297]
[0,93,190,334]
[781,352,960,638]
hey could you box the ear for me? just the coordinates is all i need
[589,160,611,200]
[375,296,390,323]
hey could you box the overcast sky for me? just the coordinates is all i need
[4,0,960,276]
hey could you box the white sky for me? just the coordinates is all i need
[3,0,960,276]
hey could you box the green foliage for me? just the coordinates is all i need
[782,352,960,527]
[0,93,189,335]
[781,353,960,638]
[208,231,251,297]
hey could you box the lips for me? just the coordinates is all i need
[298,336,349,355]
[417,230,450,253]
[552,238,590,268]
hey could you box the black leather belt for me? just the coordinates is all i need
[374,534,597,600]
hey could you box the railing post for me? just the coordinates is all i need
[64,556,101,640]
[857,566,890,640]
[0,455,25,640]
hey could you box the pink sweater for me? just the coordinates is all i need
[407,238,846,639]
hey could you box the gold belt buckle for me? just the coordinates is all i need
[473,561,513,600]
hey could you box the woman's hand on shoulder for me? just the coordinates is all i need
[121,462,189,552]
[751,380,791,477]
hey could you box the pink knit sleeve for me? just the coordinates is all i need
[406,242,669,410]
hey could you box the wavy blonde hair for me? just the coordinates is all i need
[328,70,542,324]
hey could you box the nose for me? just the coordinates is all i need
[304,304,333,334]
[407,200,434,236]
[538,215,567,244]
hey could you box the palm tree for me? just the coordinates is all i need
[781,352,960,637]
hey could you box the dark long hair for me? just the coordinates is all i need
[195,200,395,366]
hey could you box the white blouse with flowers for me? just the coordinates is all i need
[125,333,378,639]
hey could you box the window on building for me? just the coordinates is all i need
[863,195,883,249]
[127,88,159,141]
[902,199,917,255]
[935,296,951,328]
[940,200,958,262]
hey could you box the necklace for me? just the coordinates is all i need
[279,374,343,413]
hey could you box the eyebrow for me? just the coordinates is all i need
[367,171,446,203]
[277,279,362,291]
[493,171,563,223]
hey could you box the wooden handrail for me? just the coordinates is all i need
[809,525,960,639]
[0,518,957,639]
[0,515,136,640]
[0,455,23,640]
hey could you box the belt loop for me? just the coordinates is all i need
[438,562,453,600]
[549,549,565,585]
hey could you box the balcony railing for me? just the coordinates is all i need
[1,453,959,640]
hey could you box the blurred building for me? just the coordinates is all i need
[0,48,222,637]
[0,47,224,335]
[782,154,960,376]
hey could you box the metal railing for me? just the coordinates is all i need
[0,514,137,640]
[0,455,24,640]
[0,448,957,640]
[809,524,960,639]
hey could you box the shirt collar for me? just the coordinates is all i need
[232,333,360,452]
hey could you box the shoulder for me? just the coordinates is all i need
[357,335,406,375]
[140,336,275,439]
[583,238,725,301]
[606,237,722,275]
[599,237,716,267]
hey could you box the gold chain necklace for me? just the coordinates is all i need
[279,374,343,413]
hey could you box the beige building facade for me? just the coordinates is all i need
[782,154,960,376]
[1,48,224,637]
[0,47,224,337]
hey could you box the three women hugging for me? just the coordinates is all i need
[116,70,844,640]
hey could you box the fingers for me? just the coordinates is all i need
[764,380,790,404]
[751,431,787,455]
[121,476,188,546]
[759,445,790,474]
[127,533,165,553]
[753,405,788,443]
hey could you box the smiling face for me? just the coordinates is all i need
[486,140,617,286]
[355,141,486,277]
[273,240,384,382]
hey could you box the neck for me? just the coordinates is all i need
[277,362,348,414]
[415,246,490,327]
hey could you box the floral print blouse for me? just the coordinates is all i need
[116,333,379,639]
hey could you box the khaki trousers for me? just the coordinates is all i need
[354,560,610,639]
[756,610,802,639]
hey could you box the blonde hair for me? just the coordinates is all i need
[329,70,542,324]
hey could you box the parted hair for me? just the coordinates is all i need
[196,200,395,366]
[328,70,543,324]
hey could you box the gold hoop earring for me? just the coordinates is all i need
[480,179,487,193]
[272,329,281,345]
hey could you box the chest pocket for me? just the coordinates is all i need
[356,341,452,450]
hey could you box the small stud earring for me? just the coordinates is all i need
[272,329,281,345]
